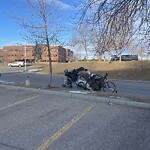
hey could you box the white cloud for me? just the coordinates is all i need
[48,0,73,10]
[56,0,73,10]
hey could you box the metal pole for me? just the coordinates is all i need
[25,44,27,71]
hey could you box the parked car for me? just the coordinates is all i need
[111,55,119,61]
[8,61,24,67]
[121,55,138,61]
[111,55,138,61]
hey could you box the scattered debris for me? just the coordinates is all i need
[28,69,42,73]
[0,80,14,84]
[110,96,120,99]
[69,90,89,94]
[108,100,113,105]
[108,102,113,105]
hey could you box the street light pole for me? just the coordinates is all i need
[25,44,27,71]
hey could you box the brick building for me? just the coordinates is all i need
[41,46,67,62]
[0,46,34,63]
[0,45,74,63]
[66,48,74,62]
[0,48,4,62]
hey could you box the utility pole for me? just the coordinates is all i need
[24,44,27,71]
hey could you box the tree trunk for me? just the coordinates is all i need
[85,46,88,61]
[45,23,52,87]
[119,49,122,62]
[43,11,53,88]
[47,43,52,88]
[108,50,111,62]
[98,52,102,61]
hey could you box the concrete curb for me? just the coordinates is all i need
[0,84,150,109]
[0,70,24,74]
[112,79,150,83]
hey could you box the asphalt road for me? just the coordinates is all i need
[0,68,150,98]
[0,87,150,150]
[113,79,150,98]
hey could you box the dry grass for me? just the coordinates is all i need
[0,63,7,67]
[37,60,150,81]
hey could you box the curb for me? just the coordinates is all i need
[0,84,150,109]
[112,79,150,83]
[0,70,24,74]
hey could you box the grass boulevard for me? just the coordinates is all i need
[37,60,150,81]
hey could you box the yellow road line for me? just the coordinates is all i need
[37,103,95,150]
[0,94,43,111]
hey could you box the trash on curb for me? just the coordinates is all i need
[69,90,89,94]
[0,80,14,84]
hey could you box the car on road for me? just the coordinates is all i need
[111,55,138,61]
[8,61,24,67]
[111,55,119,61]
[121,55,138,61]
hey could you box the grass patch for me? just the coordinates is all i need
[36,60,150,81]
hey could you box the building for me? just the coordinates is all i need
[0,48,4,63]
[0,45,74,63]
[2,46,34,63]
[41,46,67,62]
[66,48,74,62]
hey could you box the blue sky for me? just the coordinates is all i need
[0,0,19,47]
[0,0,81,47]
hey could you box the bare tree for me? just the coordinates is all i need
[140,32,150,59]
[128,30,150,59]
[79,0,150,57]
[71,23,92,60]
[90,25,104,61]
[14,0,64,87]
[137,34,150,59]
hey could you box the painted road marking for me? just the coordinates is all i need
[0,94,43,111]
[37,103,95,150]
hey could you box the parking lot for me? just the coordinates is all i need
[0,86,150,150]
